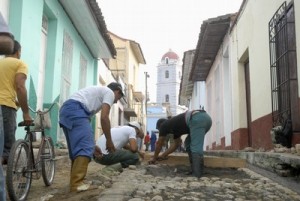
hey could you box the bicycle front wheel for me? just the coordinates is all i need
[41,137,55,186]
[6,139,32,201]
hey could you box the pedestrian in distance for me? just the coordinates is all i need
[93,121,145,169]
[150,131,157,152]
[0,40,33,165]
[148,109,212,178]
[144,131,150,151]
[59,82,124,192]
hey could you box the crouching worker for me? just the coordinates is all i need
[148,110,212,178]
[94,121,144,169]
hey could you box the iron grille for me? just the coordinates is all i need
[269,2,291,126]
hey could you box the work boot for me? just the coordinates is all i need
[70,156,90,192]
[185,151,193,175]
[191,153,204,178]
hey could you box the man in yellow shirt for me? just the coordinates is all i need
[0,12,14,201]
[0,40,32,165]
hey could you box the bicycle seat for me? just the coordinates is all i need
[18,121,35,127]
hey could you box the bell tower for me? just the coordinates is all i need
[156,49,182,116]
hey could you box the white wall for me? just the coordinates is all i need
[294,0,300,96]
[0,0,10,22]
[230,0,298,131]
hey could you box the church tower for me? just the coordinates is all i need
[156,49,182,116]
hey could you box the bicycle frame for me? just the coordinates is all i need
[23,126,48,177]
[26,103,57,175]
[6,102,57,201]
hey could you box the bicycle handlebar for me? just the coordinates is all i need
[29,102,58,114]
[18,121,34,127]
[18,102,58,128]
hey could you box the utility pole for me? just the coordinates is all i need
[144,72,150,119]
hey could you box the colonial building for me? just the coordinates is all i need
[181,0,300,151]
[106,32,146,131]
[156,49,183,116]
[1,0,116,143]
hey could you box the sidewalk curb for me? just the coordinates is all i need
[205,150,300,176]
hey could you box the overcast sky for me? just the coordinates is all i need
[97,0,243,102]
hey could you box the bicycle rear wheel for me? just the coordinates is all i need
[6,139,32,201]
[41,137,55,186]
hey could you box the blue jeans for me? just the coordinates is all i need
[184,111,212,155]
[1,105,17,161]
[94,149,139,168]
[0,106,6,200]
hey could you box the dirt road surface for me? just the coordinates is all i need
[4,149,106,201]
[26,159,104,201]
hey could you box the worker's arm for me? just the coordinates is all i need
[148,136,165,164]
[15,73,32,124]
[100,103,116,153]
[123,138,138,152]
[158,138,181,160]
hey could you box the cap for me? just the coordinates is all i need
[107,82,124,96]
[128,121,141,130]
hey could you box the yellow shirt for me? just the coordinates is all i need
[0,57,28,109]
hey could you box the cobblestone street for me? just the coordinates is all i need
[97,163,300,201]
[22,150,300,201]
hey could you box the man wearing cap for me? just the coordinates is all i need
[59,82,124,192]
[93,121,144,168]
[148,109,212,178]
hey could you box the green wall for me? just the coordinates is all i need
[8,0,99,142]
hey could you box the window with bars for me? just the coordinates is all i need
[269,1,298,129]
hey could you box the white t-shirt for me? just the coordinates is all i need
[96,126,137,155]
[69,86,114,115]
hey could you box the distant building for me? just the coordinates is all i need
[156,49,183,116]
[146,49,187,135]
[146,103,167,134]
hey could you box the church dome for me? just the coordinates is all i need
[161,49,179,61]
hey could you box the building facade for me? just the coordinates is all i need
[1,0,116,144]
[107,32,147,132]
[156,49,182,116]
[181,0,300,151]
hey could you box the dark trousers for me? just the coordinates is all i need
[1,105,16,160]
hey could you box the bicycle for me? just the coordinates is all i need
[6,103,57,201]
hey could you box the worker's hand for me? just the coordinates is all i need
[106,140,116,153]
[157,155,168,161]
[23,113,33,126]
[138,151,145,160]
[148,157,157,165]
[93,145,103,160]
